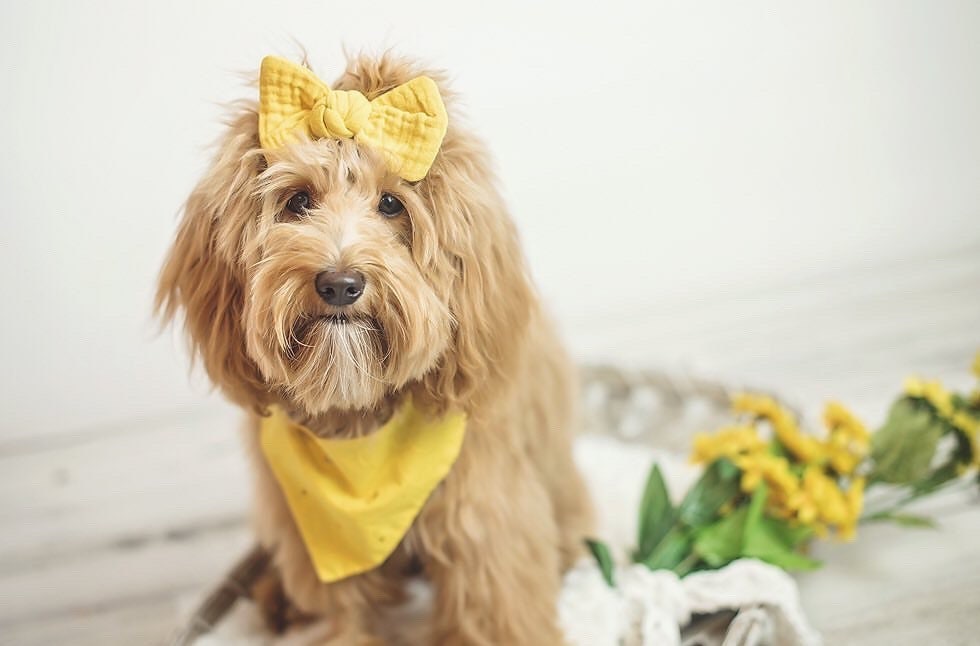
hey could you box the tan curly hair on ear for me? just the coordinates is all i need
[157,52,592,644]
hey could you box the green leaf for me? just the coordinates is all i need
[870,398,946,485]
[745,481,768,528]
[767,441,788,458]
[743,485,814,548]
[951,392,970,409]
[636,465,673,561]
[585,538,616,587]
[641,526,693,571]
[950,427,976,467]
[912,462,960,495]
[677,458,741,528]
[692,483,819,572]
[738,483,819,570]
[766,518,815,548]
[866,511,937,529]
[743,516,821,571]
[693,506,748,568]
[672,553,701,577]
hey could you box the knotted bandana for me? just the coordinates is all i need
[258,55,449,181]
[259,399,466,582]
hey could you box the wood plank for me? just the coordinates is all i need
[0,407,248,571]
[2,596,181,646]
[800,489,980,645]
[0,520,251,638]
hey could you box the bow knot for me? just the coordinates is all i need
[258,56,448,182]
[310,90,371,139]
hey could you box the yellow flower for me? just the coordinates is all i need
[802,467,848,525]
[822,402,869,475]
[823,402,869,444]
[732,393,824,464]
[838,477,865,541]
[763,464,865,540]
[734,453,799,501]
[904,377,954,417]
[825,436,861,474]
[691,426,767,464]
[905,375,980,466]
[951,411,978,436]
[810,522,829,539]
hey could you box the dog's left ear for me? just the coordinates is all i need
[156,108,269,410]
[417,127,537,410]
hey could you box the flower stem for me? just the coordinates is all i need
[861,478,973,523]
[674,552,701,577]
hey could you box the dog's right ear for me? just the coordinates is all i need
[156,107,268,409]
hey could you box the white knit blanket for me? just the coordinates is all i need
[190,435,821,646]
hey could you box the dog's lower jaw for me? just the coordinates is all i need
[250,310,452,416]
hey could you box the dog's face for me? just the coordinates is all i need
[243,139,451,411]
[158,55,533,415]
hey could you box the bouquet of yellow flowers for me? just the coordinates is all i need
[586,354,980,584]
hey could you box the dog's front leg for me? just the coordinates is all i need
[247,424,401,645]
[416,445,565,645]
[273,520,406,645]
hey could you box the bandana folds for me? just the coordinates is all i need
[260,400,466,582]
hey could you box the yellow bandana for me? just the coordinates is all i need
[258,55,449,182]
[259,400,466,582]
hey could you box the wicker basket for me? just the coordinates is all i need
[171,365,775,645]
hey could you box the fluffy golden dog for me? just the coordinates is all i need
[157,53,592,644]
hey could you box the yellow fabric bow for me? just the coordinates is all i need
[260,399,466,583]
[258,56,449,182]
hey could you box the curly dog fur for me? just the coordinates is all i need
[157,52,593,645]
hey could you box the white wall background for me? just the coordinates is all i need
[1,0,978,442]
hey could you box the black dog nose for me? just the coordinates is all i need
[315,270,365,306]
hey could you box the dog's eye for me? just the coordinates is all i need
[286,191,311,214]
[377,193,405,217]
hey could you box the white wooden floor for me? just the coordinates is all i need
[1,242,978,646]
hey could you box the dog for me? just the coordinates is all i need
[157,52,593,644]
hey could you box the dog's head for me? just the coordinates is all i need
[157,54,534,415]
